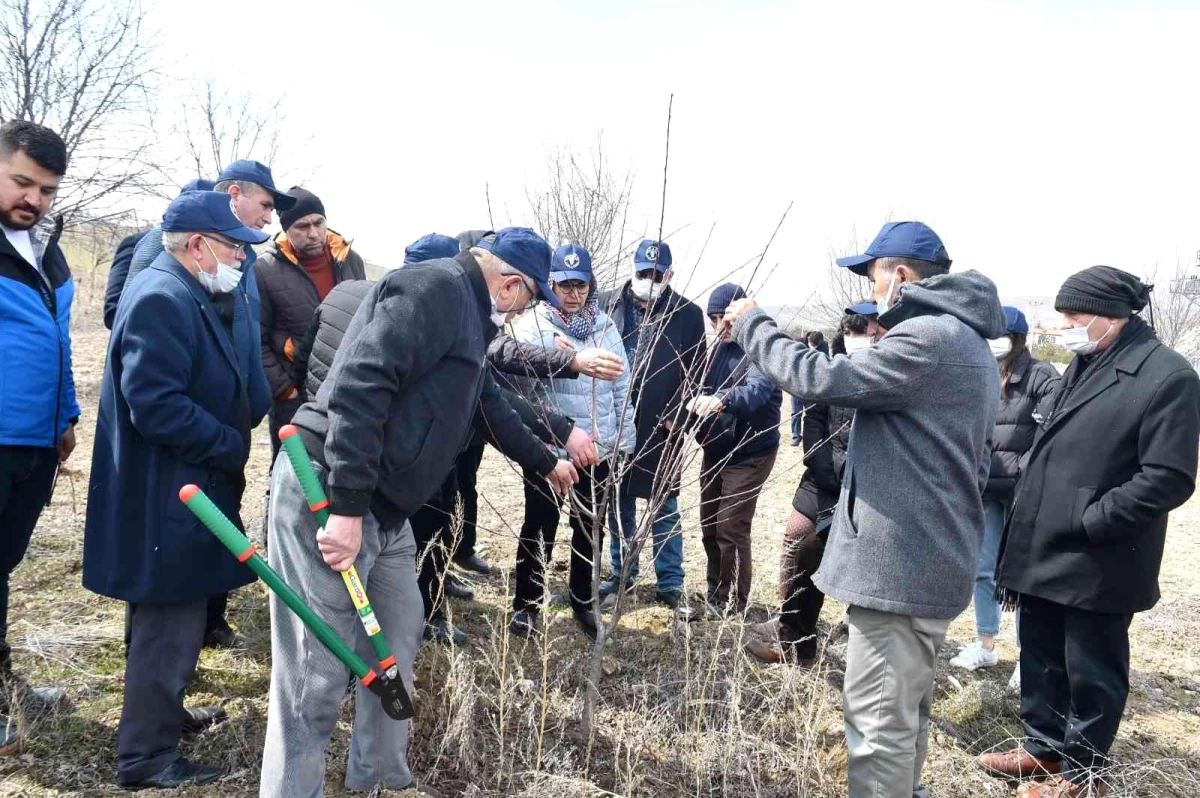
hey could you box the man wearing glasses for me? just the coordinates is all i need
[83,191,273,789]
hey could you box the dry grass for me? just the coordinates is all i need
[2,270,1198,797]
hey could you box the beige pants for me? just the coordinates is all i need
[843,606,950,798]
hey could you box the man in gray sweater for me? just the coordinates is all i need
[723,221,1006,798]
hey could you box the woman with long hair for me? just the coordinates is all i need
[949,306,1059,682]
[507,244,635,640]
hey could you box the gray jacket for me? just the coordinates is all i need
[733,270,1006,619]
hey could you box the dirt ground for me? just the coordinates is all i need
[1,269,1197,797]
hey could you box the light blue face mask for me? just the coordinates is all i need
[196,239,243,294]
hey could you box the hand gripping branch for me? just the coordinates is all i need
[178,484,414,721]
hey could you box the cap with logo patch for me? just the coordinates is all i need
[550,244,593,283]
[634,239,672,273]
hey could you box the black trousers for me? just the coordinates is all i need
[0,445,58,663]
[1019,593,1133,780]
[117,599,207,783]
[454,443,485,561]
[268,395,303,464]
[515,463,609,615]
[410,469,460,624]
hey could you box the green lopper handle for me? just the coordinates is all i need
[276,425,396,675]
[179,484,371,680]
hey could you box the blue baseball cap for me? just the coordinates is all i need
[404,233,460,265]
[634,239,672,273]
[1002,306,1029,335]
[162,191,270,244]
[550,244,593,283]
[180,178,215,195]
[477,227,560,309]
[844,300,878,316]
[836,221,952,277]
[216,159,297,211]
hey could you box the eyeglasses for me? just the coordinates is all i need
[202,233,242,250]
[555,281,590,297]
[636,269,668,284]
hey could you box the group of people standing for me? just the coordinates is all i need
[1,118,1197,798]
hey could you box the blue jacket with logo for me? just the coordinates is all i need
[0,216,80,448]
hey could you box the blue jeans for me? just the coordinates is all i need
[607,491,685,593]
[790,395,804,444]
[974,500,1009,637]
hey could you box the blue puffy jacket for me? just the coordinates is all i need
[0,216,80,448]
[510,304,636,459]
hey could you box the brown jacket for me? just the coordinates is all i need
[255,230,366,398]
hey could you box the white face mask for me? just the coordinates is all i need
[1062,315,1113,356]
[196,240,243,294]
[631,270,666,302]
[988,337,1012,358]
[876,270,901,316]
[844,336,872,354]
[490,277,529,328]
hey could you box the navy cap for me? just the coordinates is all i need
[836,221,952,277]
[404,233,460,265]
[162,191,270,244]
[844,300,878,316]
[707,283,747,315]
[634,239,672,273]
[477,227,560,309]
[180,178,215,195]
[1002,306,1029,335]
[550,244,593,283]
[217,159,297,211]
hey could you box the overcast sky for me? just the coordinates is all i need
[150,0,1200,307]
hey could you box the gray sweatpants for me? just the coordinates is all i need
[260,453,424,798]
[843,605,950,798]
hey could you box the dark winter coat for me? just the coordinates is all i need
[103,231,148,330]
[476,330,579,447]
[792,401,855,521]
[0,215,80,447]
[291,253,571,528]
[600,283,707,498]
[733,271,1007,619]
[983,350,1060,502]
[83,251,270,603]
[700,339,781,461]
[293,279,571,482]
[996,316,1200,614]
[255,231,366,399]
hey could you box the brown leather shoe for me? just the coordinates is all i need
[1017,775,1108,798]
[744,634,786,663]
[977,747,1062,782]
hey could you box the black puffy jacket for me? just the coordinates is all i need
[984,350,1060,502]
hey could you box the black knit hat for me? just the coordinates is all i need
[279,187,325,231]
[1054,265,1150,319]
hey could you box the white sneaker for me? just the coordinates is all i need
[1007,662,1021,694]
[949,640,1000,671]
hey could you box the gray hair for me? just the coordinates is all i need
[162,231,194,254]
[213,179,263,197]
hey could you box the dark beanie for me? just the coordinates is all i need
[1055,265,1150,319]
[279,187,325,231]
[707,282,747,315]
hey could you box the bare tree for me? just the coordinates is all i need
[1150,259,1200,362]
[176,78,291,181]
[808,253,873,330]
[0,0,161,222]
[527,135,635,290]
